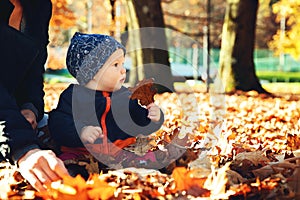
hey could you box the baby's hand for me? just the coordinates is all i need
[147,103,161,122]
[80,126,103,144]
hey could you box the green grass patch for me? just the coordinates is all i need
[174,81,300,94]
[257,71,300,82]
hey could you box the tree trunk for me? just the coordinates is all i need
[219,0,269,93]
[126,0,174,93]
[125,0,143,86]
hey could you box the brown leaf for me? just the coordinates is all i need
[169,127,189,147]
[230,151,270,178]
[129,78,157,106]
[287,158,300,198]
[124,136,156,156]
[287,134,300,150]
[226,169,246,185]
[233,151,270,167]
[252,165,274,180]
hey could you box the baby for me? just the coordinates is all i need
[48,32,164,179]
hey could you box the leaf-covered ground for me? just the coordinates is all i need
[0,83,299,199]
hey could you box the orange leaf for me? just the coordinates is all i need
[171,167,207,193]
[87,187,115,200]
[63,175,88,193]
[172,167,188,191]
[87,175,116,200]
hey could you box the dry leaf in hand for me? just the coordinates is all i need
[129,78,157,106]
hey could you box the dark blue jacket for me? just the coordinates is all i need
[0,0,52,161]
[48,84,164,148]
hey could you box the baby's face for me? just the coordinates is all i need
[86,49,126,92]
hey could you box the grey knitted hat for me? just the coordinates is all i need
[66,32,126,85]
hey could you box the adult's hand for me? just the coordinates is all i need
[18,149,69,191]
[21,109,37,130]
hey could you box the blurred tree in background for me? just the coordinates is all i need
[255,0,278,49]
[48,0,76,69]
[48,0,280,51]
[49,0,76,45]
[125,0,174,92]
[47,0,296,94]
[162,0,225,48]
[219,0,268,93]
[269,0,300,60]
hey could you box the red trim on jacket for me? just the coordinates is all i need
[101,91,110,154]
[59,90,137,159]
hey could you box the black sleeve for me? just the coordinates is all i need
[14,0,52,121]
[15,52,46,121]
[0,85,39,163]
[129,99,164,135]
[111,87,164,136]
[0,0,13,24]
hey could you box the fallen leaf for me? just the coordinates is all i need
[171,167,209,196]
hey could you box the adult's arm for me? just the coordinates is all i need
[1,85,69,192]
[0,84,39,161]
[0,0,13,24]
[14,0,52,122]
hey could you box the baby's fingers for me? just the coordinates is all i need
[146,103,155,109]
[94,126,103,138]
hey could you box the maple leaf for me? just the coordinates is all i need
[169,127,189,147]
[171,167,210,196]
[129,78,157,106]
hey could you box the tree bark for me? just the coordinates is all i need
[219,0,269,93]
[126,0,174,93]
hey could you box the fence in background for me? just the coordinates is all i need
[168,47,300,73]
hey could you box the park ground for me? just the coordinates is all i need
[0,81,299,199]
